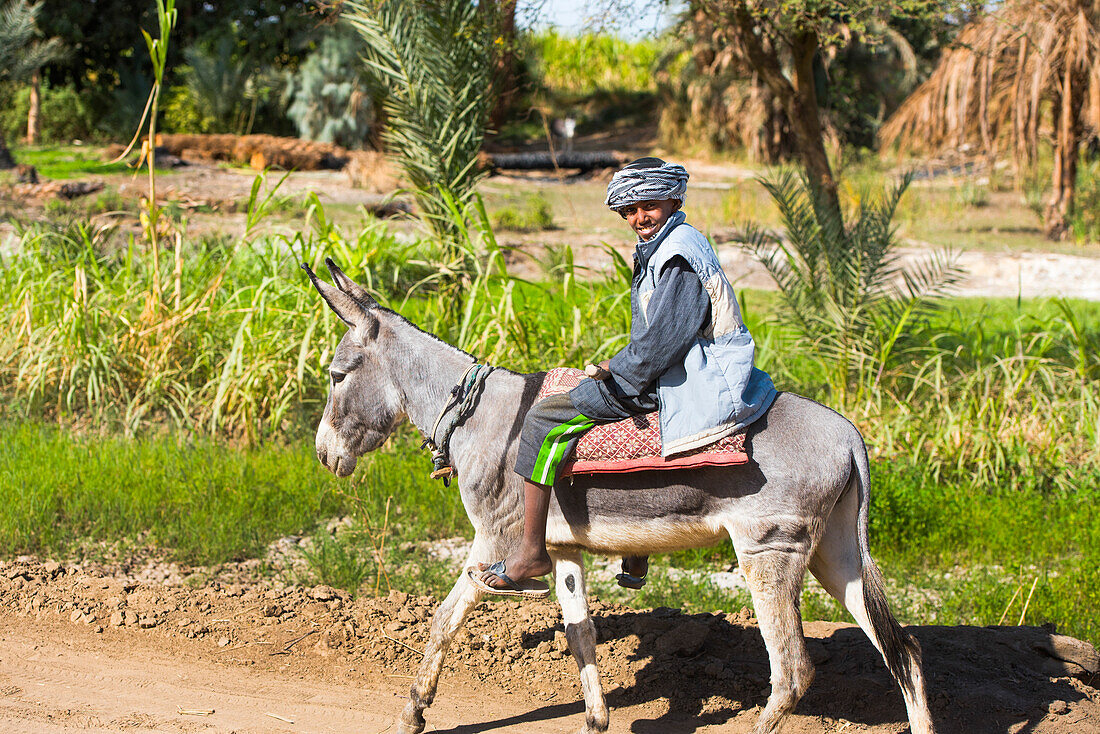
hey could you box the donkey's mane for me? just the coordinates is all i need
[377,305,526,379]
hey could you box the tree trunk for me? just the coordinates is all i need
[728,3,841,220]
[1045,62,1085,240]
[488,0,518,131]
[26,70,41,145]
[787,30,841,217]
[0,132,15,170]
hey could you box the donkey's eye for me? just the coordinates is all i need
[330,371,346,385]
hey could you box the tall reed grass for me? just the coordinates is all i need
[2,189,1097,488]
[0,210,347,439]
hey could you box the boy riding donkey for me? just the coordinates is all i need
[470,157,777,597]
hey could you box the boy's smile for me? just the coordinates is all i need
[619,199,681,241]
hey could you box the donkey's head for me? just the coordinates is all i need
[303,258,404,477]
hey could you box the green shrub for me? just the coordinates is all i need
[93,60,153,141]
[283,32,374,149]
[491,192,555,232]
[954,179,989,208]
[1071,160,1100,243]
[162,83,211,134]
[179,36,270,135]
[0,81,95,144]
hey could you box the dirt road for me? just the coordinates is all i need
[1,559,1097,734]
[0,612,602,734]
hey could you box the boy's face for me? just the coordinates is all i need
[618,199,681,241]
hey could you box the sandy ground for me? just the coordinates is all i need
[0,558,1097,734]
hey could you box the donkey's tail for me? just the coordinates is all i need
[851,442,924,700]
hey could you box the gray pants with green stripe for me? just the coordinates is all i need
[514,394,600,485]
[517,380,658,485]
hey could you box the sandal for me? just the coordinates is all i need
[616,556,648,589]
[466,560,550,598]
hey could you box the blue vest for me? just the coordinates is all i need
[634,211,777,455]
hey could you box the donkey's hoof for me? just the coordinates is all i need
[577,709,610,734]
[396,705,425,734]
[577,725,609,734]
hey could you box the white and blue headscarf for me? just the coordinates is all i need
[605,158,689,211]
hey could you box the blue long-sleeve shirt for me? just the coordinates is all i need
[569,255,710,421]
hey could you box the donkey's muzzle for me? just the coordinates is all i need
[316,446,357,477]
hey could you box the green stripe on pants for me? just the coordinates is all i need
[531,414,596,485]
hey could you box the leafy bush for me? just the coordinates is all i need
[161,83,209,134]
[1071,160,1100,243]
[94,60,154,140]
[0,81,96,144]
[491,192,555,232]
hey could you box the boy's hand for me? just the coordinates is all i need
[585,361,611,380]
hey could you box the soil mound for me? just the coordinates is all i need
[1,557,1096,733]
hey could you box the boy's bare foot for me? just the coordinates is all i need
[477,550,552,590]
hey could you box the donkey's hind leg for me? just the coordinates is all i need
[553,550,609,734]
[807,480,934,734]
[731,526,816,734]
[398,542,485,734]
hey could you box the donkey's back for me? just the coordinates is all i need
[545,392,860,558]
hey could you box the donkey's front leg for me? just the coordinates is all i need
[398,559,482,734]
[554,550,609,734]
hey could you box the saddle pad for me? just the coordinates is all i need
[535,368,748,475]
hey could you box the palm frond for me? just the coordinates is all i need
[744,169,961,399]
[345,0,494,236]
[880,0,1100,163]
[0,0,65,83]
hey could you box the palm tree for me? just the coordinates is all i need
[343,0,496,241]
[661,7,924,164]
[0,0,63,168]
[660,0,949,226]
[880,0,1100,240]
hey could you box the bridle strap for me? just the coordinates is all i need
[421,362,495,486]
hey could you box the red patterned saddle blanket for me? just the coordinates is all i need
[536,368,748,476]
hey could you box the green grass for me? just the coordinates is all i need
[10,145,135,179]
[0,421,464,567]
[490,191,556,232]
[0,422,347,563]
[870,466,1100,642]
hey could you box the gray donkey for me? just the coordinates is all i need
[304,259,935,734]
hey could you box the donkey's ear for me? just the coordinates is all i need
[325,258,379,310]
[302,262,369,327]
